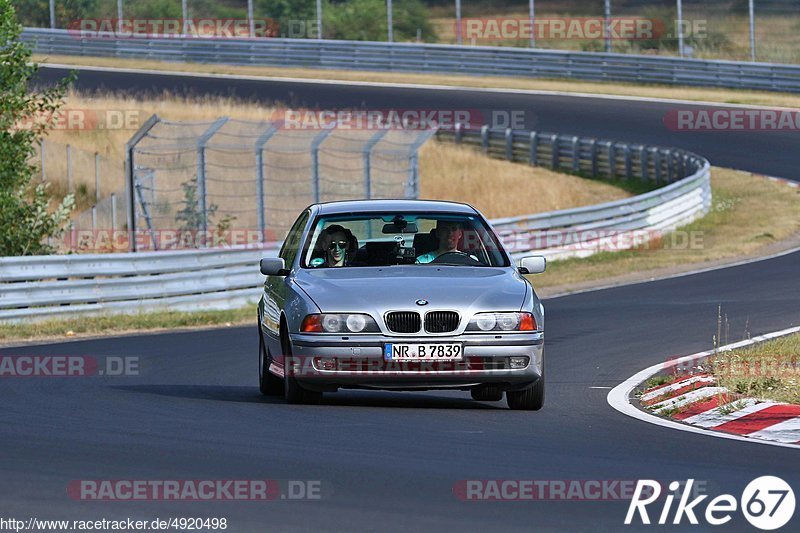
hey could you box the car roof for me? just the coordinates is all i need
[314,199,478,216]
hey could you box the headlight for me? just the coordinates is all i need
[346,314,367,332]
[301,313,379,333]
[475,314,497,331]
[466,312,537,332]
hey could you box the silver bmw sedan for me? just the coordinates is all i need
[257,199,546,410]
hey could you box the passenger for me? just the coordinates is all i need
[312,225,357,267]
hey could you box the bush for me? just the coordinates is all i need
[325,0,436,42]
[0,0,75,255]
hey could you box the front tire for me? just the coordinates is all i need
[258,323,283,396]
[281,324,322,405]
[506,375,544,411]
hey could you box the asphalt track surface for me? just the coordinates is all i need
[4,68,797,530]
[36,65,800,180]
[2,250,799,531]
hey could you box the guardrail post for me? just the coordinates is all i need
[640,146,649,184]
[311,123,337,204]
[529,131,538,166]
[364,128,390,200]
[571,136,581,173]
[505,128,513,161]
[654,148,663,185]
[480,125,489,154]
[254,123,280,243]
[607,142,615,179]
[589,138,598,177]
[623,144,632,180]
[454,122,463,144]
[125,114,161,252]
[196,117,228,244]
[666,149,675,182]
[550,134,559,170]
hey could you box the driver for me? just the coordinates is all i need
[415,220,465,264]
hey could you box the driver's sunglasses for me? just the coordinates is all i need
[328,241,348,251]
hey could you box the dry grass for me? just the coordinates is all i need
[530,167,800,290]
[711,333,800,405]
[418,141,629,218]
[41,90,630,223]
[431,13,800,63]
[36,54,800,109]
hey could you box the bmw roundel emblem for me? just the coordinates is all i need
[415,299,428,306]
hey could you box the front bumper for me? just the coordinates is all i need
[286,332,544,391]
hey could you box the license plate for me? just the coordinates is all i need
[384,343,463,361]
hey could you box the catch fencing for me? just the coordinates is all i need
[125,115,436,251]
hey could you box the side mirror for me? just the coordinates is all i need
[260,257,288,276]
[518,255,546,275]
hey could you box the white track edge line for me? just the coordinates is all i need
[607,325,800,449]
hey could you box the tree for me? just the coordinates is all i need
[12,0,98,28]
[0,0,75,255]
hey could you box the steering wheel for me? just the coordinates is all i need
[430,251,483,266]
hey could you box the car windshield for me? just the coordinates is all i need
[301,212,509,268]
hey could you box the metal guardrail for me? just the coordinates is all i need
[440,126,711,261]
[0,246,277,321]
[0,127,710,322]
[23,27,800,93]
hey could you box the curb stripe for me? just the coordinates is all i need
[714,404,800,435]
[672,394,734,421]
[680,399,772,428]
[640,375,713,402]
[650,387,727,413]
[747,417,800,444]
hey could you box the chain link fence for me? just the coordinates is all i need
[22,1,800,64]
[30,120,434,253]
[127,116,436,250]
[32,139,127,251]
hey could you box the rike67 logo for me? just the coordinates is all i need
[626,477,795,530]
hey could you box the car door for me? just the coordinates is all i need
[262,210,310,354]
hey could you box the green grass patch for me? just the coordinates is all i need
[0,307,253,343]
[710,333,800,405]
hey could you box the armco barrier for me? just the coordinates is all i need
[22,28,800,93]
[0,128,710,322]
[442,126,710,261]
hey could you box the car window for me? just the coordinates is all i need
[301,212,509,268]
[279,210,310,266]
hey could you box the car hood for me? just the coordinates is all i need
[294,266,528,314]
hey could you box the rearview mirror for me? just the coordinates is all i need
[518,255,546,274]
[260,257,288,276]
[382,222,419,234]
